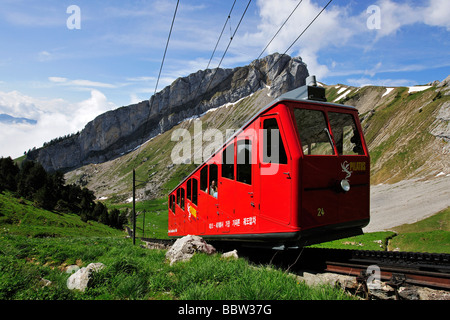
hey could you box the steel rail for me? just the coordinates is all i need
[138,238,450,291]
[325,261,450,290]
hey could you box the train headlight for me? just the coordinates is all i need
[340,179,350,192]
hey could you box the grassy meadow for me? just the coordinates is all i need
[1,189,448,300]
[0,192,353,300]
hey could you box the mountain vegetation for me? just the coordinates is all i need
[1,57,449,302]
[25,54,308,173]
[63,77,450,203]
[0,157,127,229]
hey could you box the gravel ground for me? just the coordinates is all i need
[363,175,450,232]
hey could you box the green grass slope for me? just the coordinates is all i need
[0,192,353,301]
[389,207,450,253]
[0,192,123,238]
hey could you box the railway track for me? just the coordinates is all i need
[140,237,450,295]
[324,249,450,291]
[237,246,450,299]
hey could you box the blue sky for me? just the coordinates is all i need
[1,0,449,158]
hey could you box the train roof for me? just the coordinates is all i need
[169,84,357,193]
[266,85,357,109]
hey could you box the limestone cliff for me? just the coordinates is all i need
[27,53,308,172]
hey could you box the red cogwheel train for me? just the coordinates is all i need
[168,77,370,248]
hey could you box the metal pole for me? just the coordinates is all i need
[142,210,145,239]
[132,169,136,245]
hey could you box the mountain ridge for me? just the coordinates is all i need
[19,53,450,203]
[26,53,308,173]
[0,113,37,125]
[64,76,450,202]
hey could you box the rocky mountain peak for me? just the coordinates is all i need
[26,53,309,172]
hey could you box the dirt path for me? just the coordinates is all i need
[363,175,450,232]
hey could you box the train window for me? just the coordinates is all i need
[192,178,198,205]
[237,139,252,185]
[169,194,175,213]
[328,112,365,155]
[187,179,192,201]
[262,118,288,164]
[209,164,218,198]
[180,188,185,211]
[222,143,235,180]
[294,109,334,155]
[176,188,180,206]
[200,166,208,192]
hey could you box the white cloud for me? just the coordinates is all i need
[423,0,450,30]
[346,77,417,88]
[72,89,116,129]
[250,0,450,81]
[70,79,117,89]
[1,6,61,27]
[251,0,360,79]
[0,90,41,119]
[126,76,156,82]
[129,93,145,105]
[371,0,450,37]
[372,0,420,37]
[365,62,383,77]
[38,51,53,62]
[0,89,116,158]
[48,77,118,89]
[48,77,68,83]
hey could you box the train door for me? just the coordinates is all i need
[259,115,291,226]
[168,193,177,235]
[234,138,256,230]
[185,178,199,234]
[293,108,338,229]
[198,166,209,234]
[218,141,235,233]
[207,163,219,232]
[176,186,186,234]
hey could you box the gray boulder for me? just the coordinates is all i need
[165,235,216,265]
[67,262,105,292]
[221,249,239,259]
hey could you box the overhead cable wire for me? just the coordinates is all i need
[138,0,179,154]
[254,0,333,91]
[168,0,335,192]
[205,0,335,180]
[206,0,237,71]
[202,0,253,95]
[189,0,238,101]
[152,0,180,104]
[256,0,304,61]
[283,0,333,56]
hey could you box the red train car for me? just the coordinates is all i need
[168,79,370,248]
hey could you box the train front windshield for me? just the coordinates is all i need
[293,108,365,156]
[328,112,365,155]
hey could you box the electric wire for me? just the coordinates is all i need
[167,0,335,193]
[206,0,237,71]
[138,0,179,151]
[136,0,333,184]
[153,0,179,101]
[182,0,252,131]
[283,0,333,56]
[253,0,334,92]
[134,0,241,185]
[256,0,304,61]
[189,0,238,103]
[202,0,253,95]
